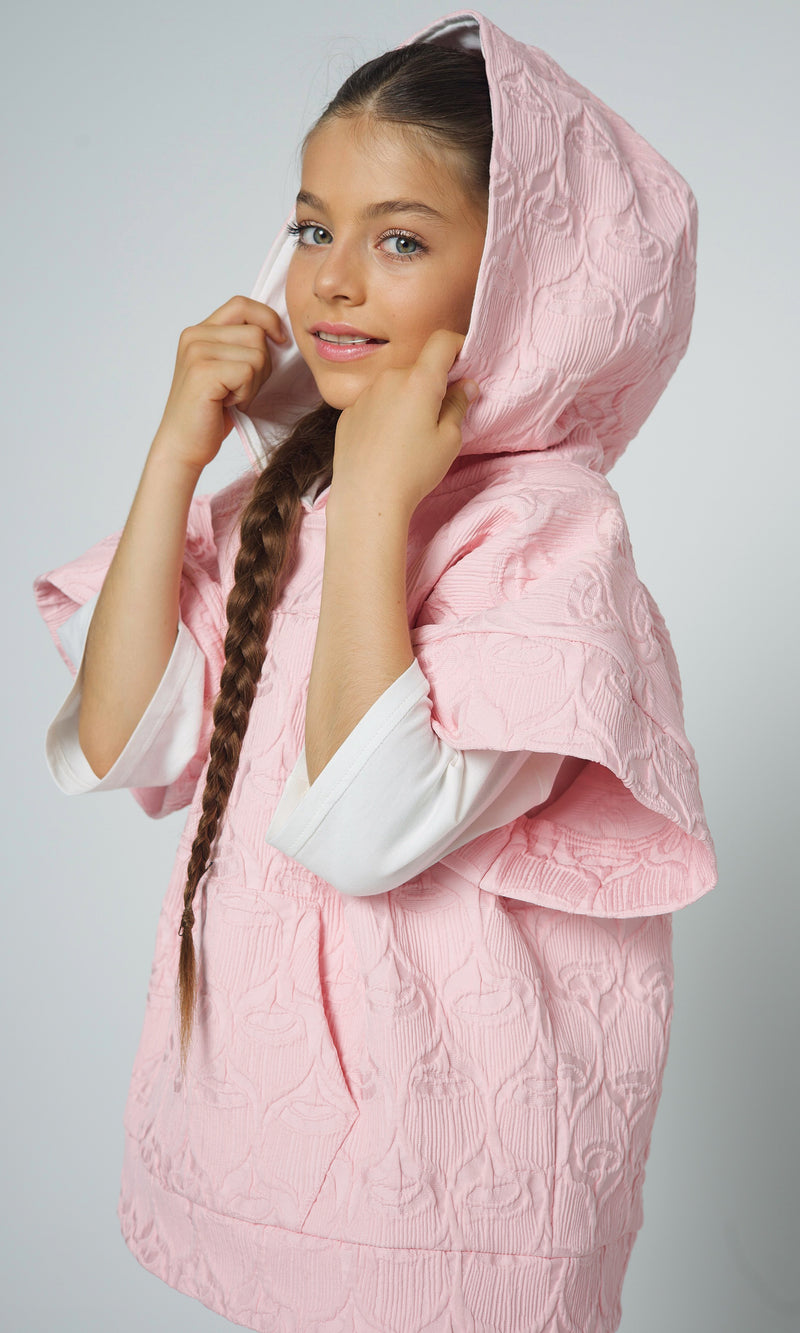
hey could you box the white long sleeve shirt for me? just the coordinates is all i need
[45,481,565,896]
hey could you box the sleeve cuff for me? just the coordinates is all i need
[45,620,206,794]
[266,658,430,847]
[265,658,564,897]
[57,592,100,670]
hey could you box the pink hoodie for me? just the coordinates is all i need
[34,10,716,1331]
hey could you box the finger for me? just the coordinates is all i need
[202,295,287,342]
[185,326,272,353]
[413,329,466,380]
[216,356,271,406]
[184,342,273,407]
[184,338,272,371]
[437,378,480,429]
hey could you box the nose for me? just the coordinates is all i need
[312,237,365,305]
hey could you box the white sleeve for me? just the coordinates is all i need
[45,593,207,794]
[265,656,564,897]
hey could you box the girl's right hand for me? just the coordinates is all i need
[155,295,287,471]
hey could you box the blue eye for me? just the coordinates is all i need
[286,220,428,261]
[381,233,418,255]
[381,231,425,259]
[287,222,331,246]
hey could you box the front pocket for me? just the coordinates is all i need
[132,892,359,1230]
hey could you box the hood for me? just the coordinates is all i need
[33,11,715,917]
[231,9,697,476]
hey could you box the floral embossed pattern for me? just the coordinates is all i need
[34,8,716,1330]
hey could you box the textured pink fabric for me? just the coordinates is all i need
[33,10,717,1330]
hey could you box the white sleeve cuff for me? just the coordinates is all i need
[57,592,100,671]
[45,611,207,795]
[265,657,563,897]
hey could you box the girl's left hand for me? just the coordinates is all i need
[329,330,479,520]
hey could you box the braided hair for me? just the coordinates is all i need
[177,39,492,1070]
[177,403,337,1068]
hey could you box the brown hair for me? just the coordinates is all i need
[177,39,492,1071]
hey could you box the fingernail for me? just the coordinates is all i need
[464,380,480,402]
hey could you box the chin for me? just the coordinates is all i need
[320,391,359,411]
[308,371,369,413]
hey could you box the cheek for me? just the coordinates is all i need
[456,255,483,316]
[393,276,469,341]
[433,287,476,336]
[284,259,305,328]
[428,259,482,334]
[454,282,480,333]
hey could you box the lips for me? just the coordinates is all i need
[306,320,389,363]
[317,332,373,345]
[309,322,388,345]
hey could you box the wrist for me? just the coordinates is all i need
[326,482,413,535]
[146,431,206,489]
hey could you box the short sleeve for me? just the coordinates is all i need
[44,591,207,797]
[265,657,565,896]
[33,490,227,818]
[393,465,718,915]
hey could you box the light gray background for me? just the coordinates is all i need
[3,1,797,1329]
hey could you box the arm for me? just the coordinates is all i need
[272,656,566,897]
[304,492,414,785]
[304,329,476,785]
[77,440,202,777]
[75,295,286,778]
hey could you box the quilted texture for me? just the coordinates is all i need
[33,9,717,1330]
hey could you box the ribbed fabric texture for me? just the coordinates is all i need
[33,9,717,1329]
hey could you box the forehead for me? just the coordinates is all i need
[300,115,475,218]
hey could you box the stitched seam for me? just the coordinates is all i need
[412,627,695,759]
[126,1132,632,1262]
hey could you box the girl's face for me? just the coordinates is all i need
[285,115,487,410]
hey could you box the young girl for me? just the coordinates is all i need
[35,10,717,1332]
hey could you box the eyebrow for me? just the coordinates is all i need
[295,190,447,223]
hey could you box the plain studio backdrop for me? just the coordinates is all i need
[3,1,797,1329]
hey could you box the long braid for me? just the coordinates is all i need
[176,42,491,1072]
[178,402,338,1070]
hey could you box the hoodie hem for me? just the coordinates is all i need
[119,1131,637,1331]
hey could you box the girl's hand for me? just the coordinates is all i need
[329,330,479,520]
[154,295,287,471]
